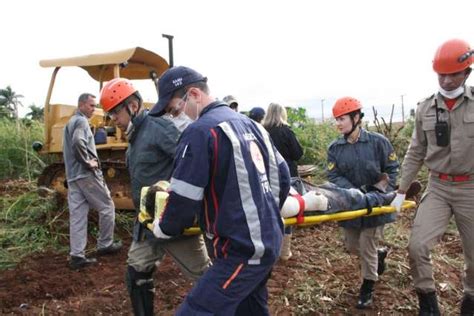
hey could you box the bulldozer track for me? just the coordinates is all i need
[37,160,134,210]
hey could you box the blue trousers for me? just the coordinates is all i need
[176,258,273,315]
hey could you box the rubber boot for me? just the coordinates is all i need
[280,234,292,261]
[461,294,474,316]
[417,290,440,316]
[356,279,375,309]
[377,247,388,276]
[126,266,155,316]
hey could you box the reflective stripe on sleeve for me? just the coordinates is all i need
[170,177,204,201]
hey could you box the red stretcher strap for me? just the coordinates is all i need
[290,193,306,224]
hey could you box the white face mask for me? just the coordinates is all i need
[168,111,193,132]
[182,101,202,122]
[177,111,193,123]
[438,85,465,99]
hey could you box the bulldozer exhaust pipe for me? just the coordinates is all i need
[151,35,174,94]
[162,34,174,68]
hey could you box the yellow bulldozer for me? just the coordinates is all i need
[35,43,173,210]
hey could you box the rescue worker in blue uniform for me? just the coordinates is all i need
[327,96,399,309]
[149,66,291,315]
[100,78,210,316]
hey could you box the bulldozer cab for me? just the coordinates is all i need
[37,47,169,209]
[40,46,168,153]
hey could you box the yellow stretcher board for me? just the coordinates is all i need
[182,200,417,235]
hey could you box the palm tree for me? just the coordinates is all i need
[0,86,23,130]
[26,104,44,121]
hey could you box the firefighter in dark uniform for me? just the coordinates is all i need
[149,66,291,315]
[100,78,210,316]
[327,96,399,309]
[392,38,474,315]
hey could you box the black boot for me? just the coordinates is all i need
[377,247,388,276]
[69,256,97,270]
[126,266,155,316]
[461,294,474,316]
[356,279,375,309]
[417,290,440,316]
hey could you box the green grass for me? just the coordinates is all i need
[0,113,465,315]
[0,186,136,270]
[292,118,417,184]
[115,211,136,236]
[0,188,68,269]
[294,121,339,167]
[0,118,49,180]
[0,113,428,273]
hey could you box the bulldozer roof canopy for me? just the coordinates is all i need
[39,47,169,81]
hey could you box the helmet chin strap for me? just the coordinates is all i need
[127,94,143,122]
[126,105,138,121]
[344,123,359,139]
[128,92,143,121]
[125,121,134,136]
[125,102,142,137]
[344,112,364,140]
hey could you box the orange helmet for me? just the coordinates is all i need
[100,78,137,112]
[433,39,473,74]
[332,97,362,118]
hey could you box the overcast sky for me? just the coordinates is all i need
[2,0,473,122]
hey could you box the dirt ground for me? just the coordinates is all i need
[0,209,464,315]
[0,179,32,196]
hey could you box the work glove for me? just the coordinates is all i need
[152,218,172,240]
[390,193,406,212]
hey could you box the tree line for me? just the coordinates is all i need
[0,86,43,122]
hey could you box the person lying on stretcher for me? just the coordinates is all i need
[281,174,421,218]
[139,174,421,227]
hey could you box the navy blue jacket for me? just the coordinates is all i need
[327,128,399,229]
[126,110,180,240]
[159,102,291,265]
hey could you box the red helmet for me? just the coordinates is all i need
[332,97,362,118]
[100,78,137,112]
[433,39,473,74]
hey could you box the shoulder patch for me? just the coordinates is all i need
[389,152,397,161]
[327,162,335,171]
